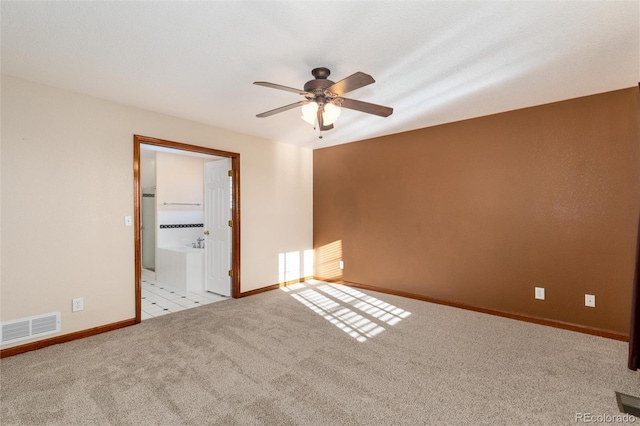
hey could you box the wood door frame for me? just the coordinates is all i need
[133,135,241,323]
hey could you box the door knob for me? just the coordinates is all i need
[204,230,210,235]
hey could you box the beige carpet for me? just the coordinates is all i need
[1,280,638,425]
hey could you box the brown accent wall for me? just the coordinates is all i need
[314,87,640,335]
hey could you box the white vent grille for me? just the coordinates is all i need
[1,312,60,345]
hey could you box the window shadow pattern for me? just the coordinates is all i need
[282,280,411,342]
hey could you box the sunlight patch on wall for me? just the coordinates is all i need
[278,251,300,284]
[315,240,343,280]
[303,249,314,277]
[278,249,314,284]
[282,280,411,342]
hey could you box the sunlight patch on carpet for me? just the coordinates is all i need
[283,281,411,342]
[318,284,411,325]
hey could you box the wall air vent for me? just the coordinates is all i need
[1,312,60,345]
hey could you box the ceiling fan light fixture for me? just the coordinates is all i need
[301,102,318,125]
[322,102,341,125]
[256,67,393,134]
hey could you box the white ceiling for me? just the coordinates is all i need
[2,1,638,150]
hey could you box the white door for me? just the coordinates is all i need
[204,158,232,296]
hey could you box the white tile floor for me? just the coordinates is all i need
[141,276,228,320]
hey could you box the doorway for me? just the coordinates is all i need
[133,135,240,323]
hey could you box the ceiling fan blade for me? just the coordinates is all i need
[316,107,334,131]
[338,97,393,117]
[256,100,307,118]
[325,72,375,96]
[253,81,314,97]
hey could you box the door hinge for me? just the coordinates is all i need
[228,269,233,277]
[228,170,232,177]
[228,220,233,227]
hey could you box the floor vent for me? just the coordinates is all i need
[1,312,60,345]
[616,391,640,417]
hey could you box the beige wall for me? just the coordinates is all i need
[314,87,640,335]
[0,75,313,348]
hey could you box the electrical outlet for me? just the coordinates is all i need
[72,298,84,312]
[585,294,595,308]
[535,287,545,300]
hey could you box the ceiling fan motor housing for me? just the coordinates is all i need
[304,67,335,105]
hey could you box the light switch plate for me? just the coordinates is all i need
[124,215,132,227]
[535,287,545,300]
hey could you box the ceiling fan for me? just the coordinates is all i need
[254,67,393,137]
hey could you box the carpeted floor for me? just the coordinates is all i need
[1,280,638,425]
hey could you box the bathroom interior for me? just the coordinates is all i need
[139,144,230,319]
